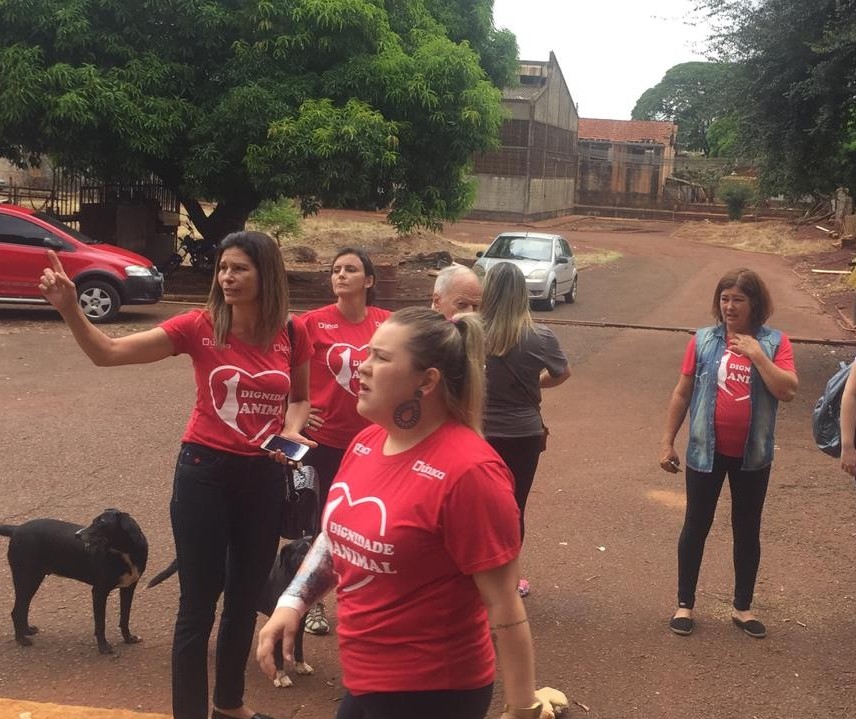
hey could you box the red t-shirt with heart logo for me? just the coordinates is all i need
[680,334,795,457]
[160,309,311,455]
[324,421,520,694]
[301,304,390,448]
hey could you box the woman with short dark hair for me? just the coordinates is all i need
[660,267,798,639]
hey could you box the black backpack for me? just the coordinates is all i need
[812,360,854,457]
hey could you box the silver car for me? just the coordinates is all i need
[473,231,578,311]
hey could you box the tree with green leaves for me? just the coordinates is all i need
[698,0,856,199]
[0,0,517,240]
[631,61,733,155]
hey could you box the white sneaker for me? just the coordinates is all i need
[305,602,330,635]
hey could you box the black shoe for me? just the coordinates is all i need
[669,615,694,636]
[212,710,276,719]
[732,616,766,639]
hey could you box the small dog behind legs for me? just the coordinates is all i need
[147,536,314,687]
[0,508,148,654]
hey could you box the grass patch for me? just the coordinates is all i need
[291,215,491,263]
[292,213,623,269]
[577,248,622,268]
[673,220,831,256]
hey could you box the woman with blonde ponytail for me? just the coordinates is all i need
[258,306,541,719]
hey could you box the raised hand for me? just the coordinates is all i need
[38,250,78,312]
[727,333,762,361]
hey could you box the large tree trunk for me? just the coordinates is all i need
[179,193,261,246]
[152,160,262,246]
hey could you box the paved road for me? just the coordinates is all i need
[1,230,855,719]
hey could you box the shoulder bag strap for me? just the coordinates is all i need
[283,314,297,500]
[286,315,294,346]
[284,463,298,500]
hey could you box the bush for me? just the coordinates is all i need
[249,198,302,243]
[717,179,757,220]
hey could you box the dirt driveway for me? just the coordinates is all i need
[1,218,855,719]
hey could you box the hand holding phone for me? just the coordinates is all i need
[260,434,310,462]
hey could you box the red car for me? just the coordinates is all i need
[0,204,163,322]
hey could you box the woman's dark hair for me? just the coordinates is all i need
[332,247,377,305]
[711,267,773,330]
[207,230,289,348]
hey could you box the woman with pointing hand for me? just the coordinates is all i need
[40,232,312,719]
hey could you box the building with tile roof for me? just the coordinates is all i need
[577,118,678,209]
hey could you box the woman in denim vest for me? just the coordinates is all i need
[659,268,797,639]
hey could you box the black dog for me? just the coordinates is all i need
[0,508,148,654]
[147,537,313,687]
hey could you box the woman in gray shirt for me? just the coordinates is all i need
[481,262,570,597]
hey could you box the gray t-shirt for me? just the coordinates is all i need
[484,324,568,438]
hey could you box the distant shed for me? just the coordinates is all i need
[577,118,677,209]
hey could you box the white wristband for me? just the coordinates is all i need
[275,594,308,615]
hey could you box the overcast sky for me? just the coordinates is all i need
[492,0,712,120]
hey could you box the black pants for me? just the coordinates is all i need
[677,453,771,611]
[306,442,346,523]
[170,443,284,719]
[336,684,493,719]
[486,435,542,543]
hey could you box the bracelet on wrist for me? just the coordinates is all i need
[504,700,542,719]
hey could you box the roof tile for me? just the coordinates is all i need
[578,118,677,145]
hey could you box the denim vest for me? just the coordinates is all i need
[686,324,781,472]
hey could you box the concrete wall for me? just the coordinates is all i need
[531,59,577,135]
[528,178,576,216]
[471,176,528,215]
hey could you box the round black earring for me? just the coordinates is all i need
[393,389,423,429]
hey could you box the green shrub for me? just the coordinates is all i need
[249,198,302,243]
[717,179,757,220]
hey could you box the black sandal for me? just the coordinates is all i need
[669,615,694,636]
[732,616,766,639]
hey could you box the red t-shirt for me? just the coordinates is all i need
[160,309,311,455]
[324,421,520,694]
[681,333,796,457]
[301,304,390,448]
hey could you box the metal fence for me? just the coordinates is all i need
[0,169,178,234]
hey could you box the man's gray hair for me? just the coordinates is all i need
[433,264,478,294]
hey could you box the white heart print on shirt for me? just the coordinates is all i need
[209,365,289,441]
[323,482,396,592]
[325,343,369,396]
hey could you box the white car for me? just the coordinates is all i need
[473,231,578,311]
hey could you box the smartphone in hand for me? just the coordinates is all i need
[260,434,310,462]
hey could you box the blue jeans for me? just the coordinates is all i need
[170,442,283,719]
